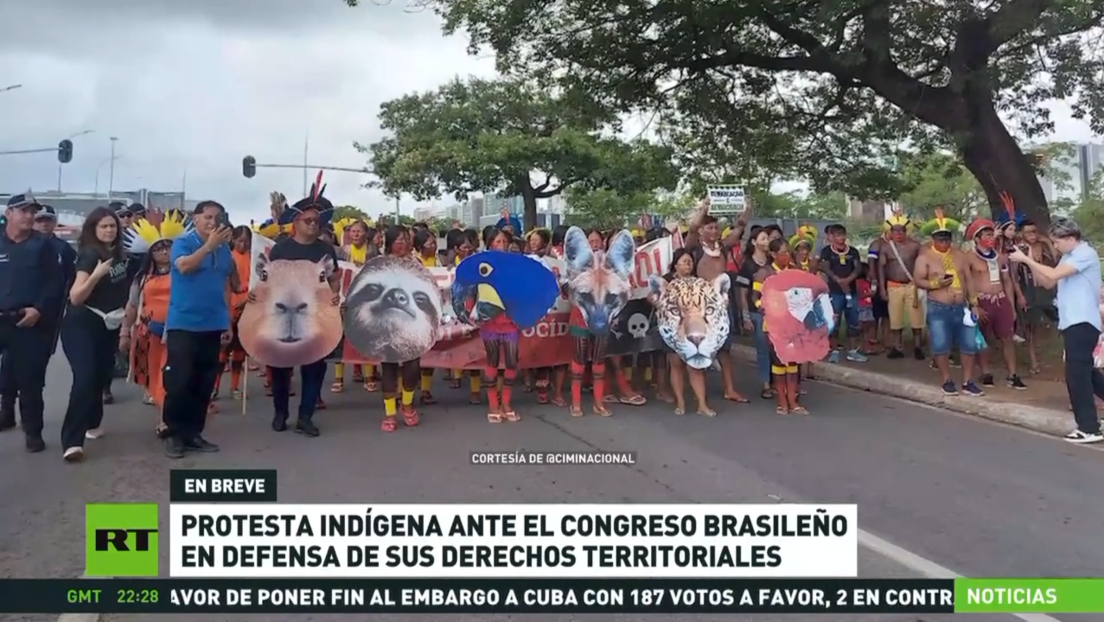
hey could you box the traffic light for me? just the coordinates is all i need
[243,155,256,178]
[57,139,73,164]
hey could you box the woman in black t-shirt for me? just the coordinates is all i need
[733,227,773,398]
[59,207,130,462]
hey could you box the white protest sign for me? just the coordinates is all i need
[707,185,747,214]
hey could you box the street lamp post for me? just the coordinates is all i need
[95,156,120,197]
[57,129,94,192]
[108,137,118,201]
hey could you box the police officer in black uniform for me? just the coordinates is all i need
[0,194,65,451]
[0,205,76,426]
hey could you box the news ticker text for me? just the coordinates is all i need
[3,578,1103,614]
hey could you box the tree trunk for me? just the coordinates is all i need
[521,181,538,232]
[958,93,1051,226]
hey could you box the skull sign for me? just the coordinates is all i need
[627,312,650,339]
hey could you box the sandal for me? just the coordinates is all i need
[791,405,810,415]
[487,412,503,423]
[469,392,481,405]
[593,405,613,417]
[420,392,437,405]
[724,393,749,403]
[569,406,584,418]
[696,407,717,417]
[775,406,789,415]
[315,398,327,410]
[657,392,675,403]
[450,378,462,389]
[619,394,647,406]
[380,417,398,432]
[502,410,521,422]
[674,407,685,416]
[364,380,380,393]
[537,392,549,404]
[331,381,344,393]
[402,406,420,427]
[604,393,618,403]
[760,387,775,399]
[551,396,567,407]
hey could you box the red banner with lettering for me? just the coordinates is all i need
[249,234,677,369]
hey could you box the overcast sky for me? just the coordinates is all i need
[0,0,494,225]
[0,0,1097,226]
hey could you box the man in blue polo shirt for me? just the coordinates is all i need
[161,200,239,458]
[1010,217,1104,444]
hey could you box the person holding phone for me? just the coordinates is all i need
[1009,218,1103,444]
[914,212,983,396]
[160,201,240,459]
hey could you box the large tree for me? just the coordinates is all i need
[348,0,1104,226]
[360,76,678,230]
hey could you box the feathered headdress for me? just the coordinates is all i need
[919,207,963,237]
[882,205,913,233]
[965,218,997,241]
[995,191,1025,230]
[252,218,286,239]
[123,209,192,254]
[279,171,334,227]
[253,191,291,239]
[789,223,817,249]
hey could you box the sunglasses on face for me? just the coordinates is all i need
[299,217,319,225]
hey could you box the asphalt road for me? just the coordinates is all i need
[1,354,1101,622]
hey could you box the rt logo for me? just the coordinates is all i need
[85,503,159,577]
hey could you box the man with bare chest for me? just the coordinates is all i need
[913,215,984,396]
[1015,219,1059,373]
[877,221,925,359]
[965,219,1026,389]
[686,199,751,402]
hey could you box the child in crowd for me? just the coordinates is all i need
[855,262,878,355]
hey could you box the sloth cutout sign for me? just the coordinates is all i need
[343,255,443,363]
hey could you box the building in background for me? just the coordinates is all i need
[547,194,569,215]
[1037,146,1084,206]
[0,189,197,228]
[412,206,437,222]
[460,196,484,226]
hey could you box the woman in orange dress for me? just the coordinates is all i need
[212,226,252,400]
[121,210,191,435]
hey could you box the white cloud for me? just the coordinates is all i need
[0,0,494,224]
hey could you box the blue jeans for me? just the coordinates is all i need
[271,360,327,420]
[749,312,771,385]
[926,300,977,357]
[830,294,860,337]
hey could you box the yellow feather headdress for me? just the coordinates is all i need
[789,223,817,249]
[883,205,913,233]
[919,207,963,237]
[253,191,292,239]
[123,209,191,254]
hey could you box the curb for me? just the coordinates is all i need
[728,344,1072,437]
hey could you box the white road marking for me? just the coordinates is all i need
[859,528,1064,622]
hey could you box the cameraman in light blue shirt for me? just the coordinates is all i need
[1009,217,1103,444]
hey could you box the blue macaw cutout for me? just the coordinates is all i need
[452,251,558,330]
